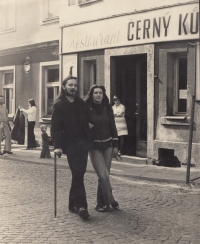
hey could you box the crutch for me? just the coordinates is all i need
[54,153,57,217]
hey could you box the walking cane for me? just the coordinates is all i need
[54,153,57,218]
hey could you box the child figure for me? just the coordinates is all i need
[40,125,51,158]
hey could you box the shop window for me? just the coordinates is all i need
[0,68,15,116]
[174,57,187,114]
[0,0,15,34]
[41,0,59,24]
[167,53,187,115]
[83,60,96,97]
[45,66,60,116]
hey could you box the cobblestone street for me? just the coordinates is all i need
[0,158,200,244]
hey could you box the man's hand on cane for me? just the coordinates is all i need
[54,148,62,158]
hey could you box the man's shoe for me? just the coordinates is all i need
[95,204,107,212]
[78,207,89,219]
[0,152,3,155]
[3,151,13,154]
[111,200,119,210]
[69,206,78,214]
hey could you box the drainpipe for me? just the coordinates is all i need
[186,94,195,184]
[186,41,199,184]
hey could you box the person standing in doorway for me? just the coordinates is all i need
[51,75,91,220]
[112,95,128,156]
[0,95,12,155]
[84,85,119,212]
[20,99,37,150]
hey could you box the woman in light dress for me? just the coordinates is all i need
[112,95,128,155]
[20,99,37,150]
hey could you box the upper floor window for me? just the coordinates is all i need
[41,0,59,24]
[0,0,15,34]
[68,0,76,6]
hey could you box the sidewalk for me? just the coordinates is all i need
[2,142,200,186]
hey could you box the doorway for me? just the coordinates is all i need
[111,54,147,157]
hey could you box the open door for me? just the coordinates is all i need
[112,54,147,157]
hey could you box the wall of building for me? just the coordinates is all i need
[0,0,60,50]
[154,41,200,165]
[0,42,59,125]
[60,0,198,27]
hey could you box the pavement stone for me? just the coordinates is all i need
[1,158,200,243]
[1,126,200,243]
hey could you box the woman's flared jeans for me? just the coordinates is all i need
[90,147,114,207]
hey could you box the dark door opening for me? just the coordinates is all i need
[111,54,147,157]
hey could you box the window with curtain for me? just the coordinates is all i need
[2,71,14,115]
[45,66,60,116]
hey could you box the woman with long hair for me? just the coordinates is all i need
[84,85,119,212]
[20,99,37,149]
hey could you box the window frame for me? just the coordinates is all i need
[68,0,76,6]
[40,0,59,25]
[0,66,15,117]
[0,0,16,35]
[39,61,60,120]
[173,55,187,115]
[83,59,97,97]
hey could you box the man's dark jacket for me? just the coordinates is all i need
[51,96,91,153]
[11,108,25,145]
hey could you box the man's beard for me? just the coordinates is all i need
[64,89,77,97]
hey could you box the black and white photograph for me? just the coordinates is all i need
[0,0,200,243]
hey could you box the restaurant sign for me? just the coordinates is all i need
[62,3,199,53]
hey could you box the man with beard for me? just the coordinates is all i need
[51,75,90,219]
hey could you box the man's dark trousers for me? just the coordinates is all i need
[66,143,88,211]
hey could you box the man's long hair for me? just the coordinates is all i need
[84,84,112,112]
[56,75,78,101]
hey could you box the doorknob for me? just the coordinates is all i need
[135,103,139,116]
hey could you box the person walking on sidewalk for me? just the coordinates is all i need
[51,75,91,220]
[40,124,51,158]
[84,85,119,212]
[20,99,37,150]
[0,95,12,155]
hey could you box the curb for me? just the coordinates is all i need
[2,155,199,186]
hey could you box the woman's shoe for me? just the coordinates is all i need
[95,204,107,212]
[111,200,119,210]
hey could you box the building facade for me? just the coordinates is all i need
[59,0,200,166]
[0,0,61,124]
